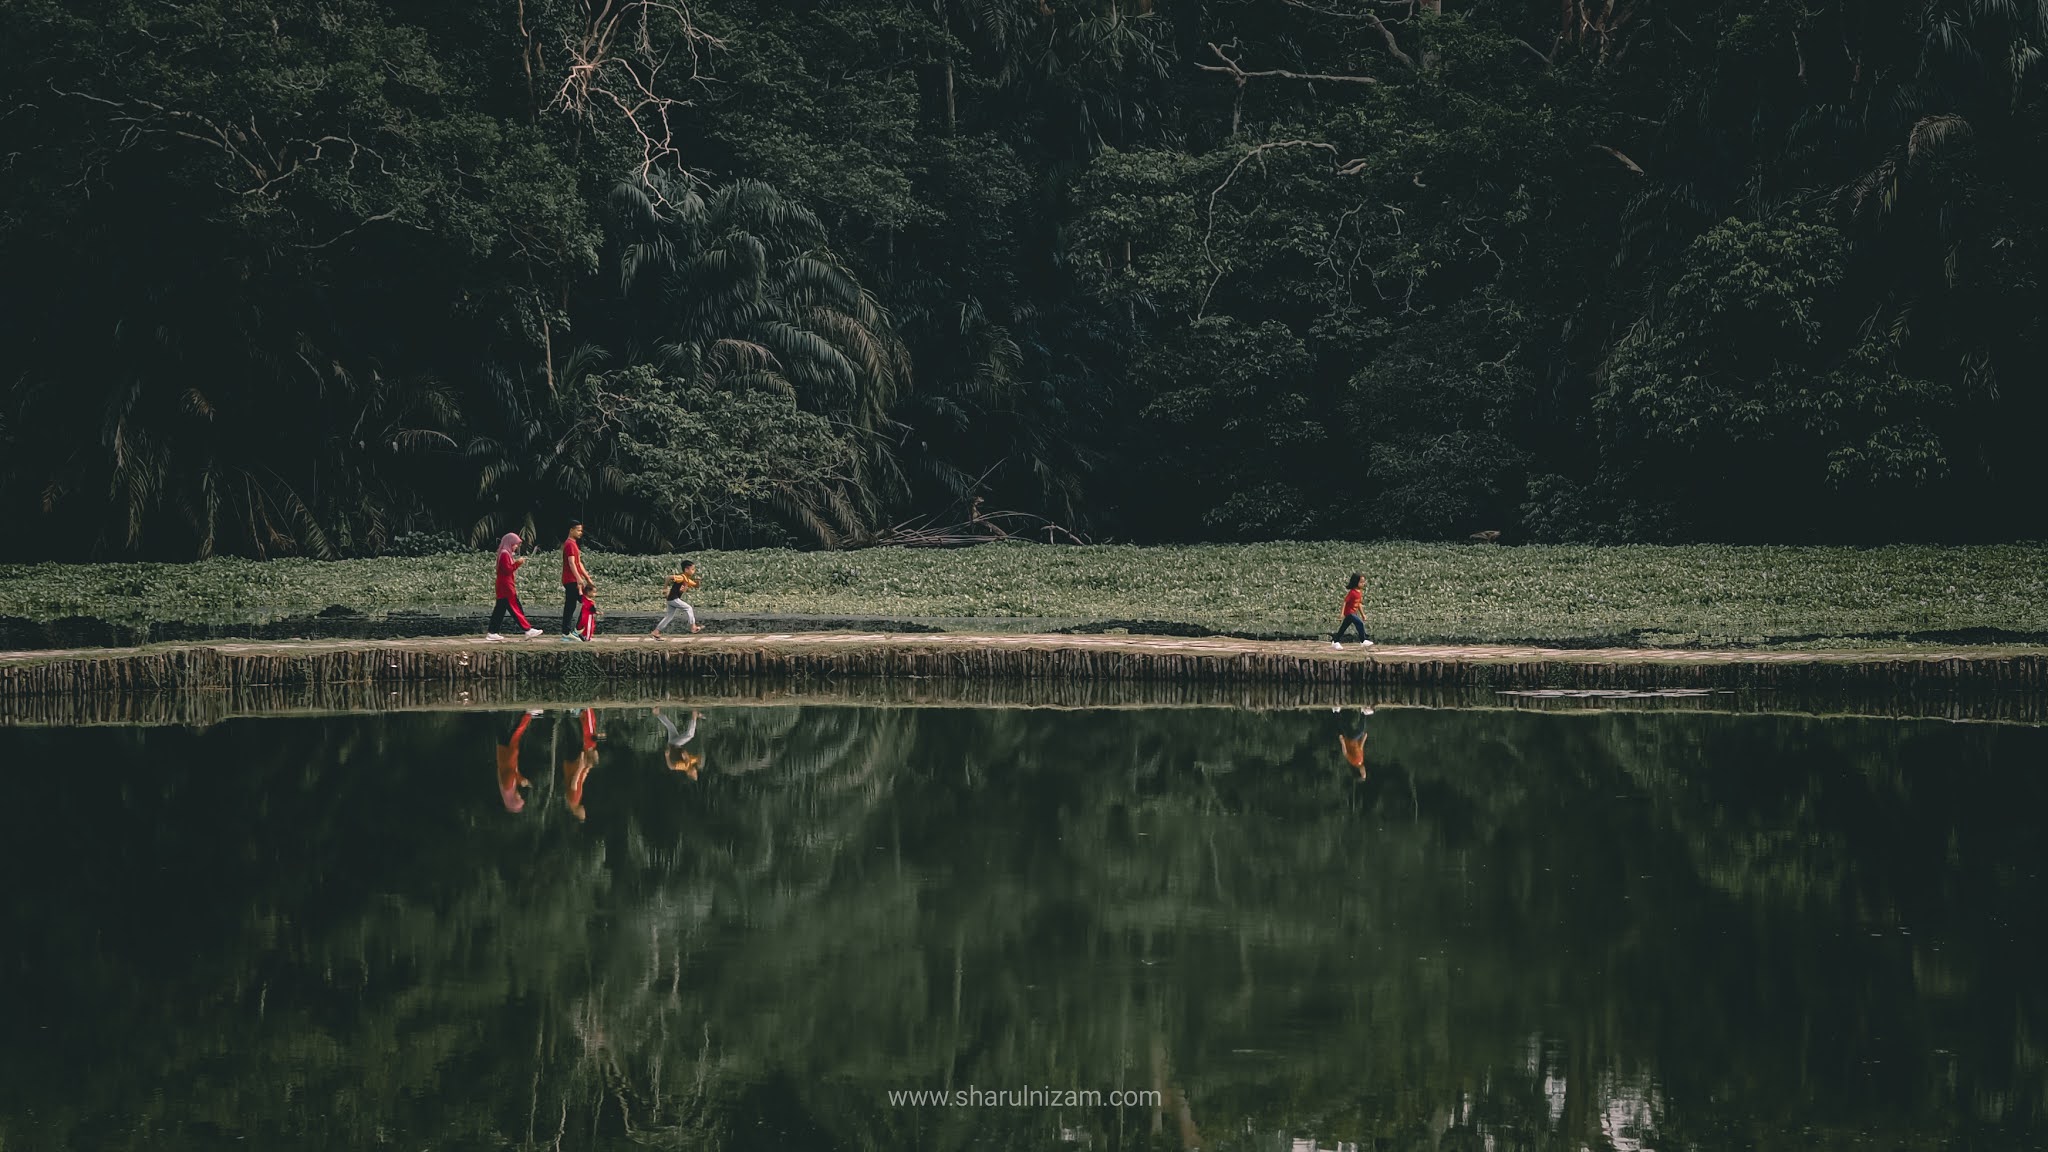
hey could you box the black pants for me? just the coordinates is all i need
[562,583,582,635]
[488,595,531,633]
[1332,614,1370,643]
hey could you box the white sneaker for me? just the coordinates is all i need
[561,633,582,642]
[1330,642,1342,649]
[523,628,543,638]
[1360,640,1376,647]
[485,633,504,641]
[528,709,545,717]
[1360,707,1375,716]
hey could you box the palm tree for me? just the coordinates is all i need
[603,173,912,545]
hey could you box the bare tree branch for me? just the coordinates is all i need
[1276,0,1418,69]
[48,81,390,199]
[1200,140,1367,316]
[546,1,725,203]
[1594,144,1645,175]
[293,209,402,250]
[1195,42,1382,88]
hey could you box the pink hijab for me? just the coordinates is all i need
[497,532,522,556]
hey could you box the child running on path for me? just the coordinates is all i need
[1330,572,1376,649]
[487,533,545,640]
[650,560,704,638]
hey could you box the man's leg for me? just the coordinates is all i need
[563,584,581,634]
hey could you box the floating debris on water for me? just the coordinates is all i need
[1501,688,1720,699]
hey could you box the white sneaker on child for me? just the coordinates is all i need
[524,628,543,638]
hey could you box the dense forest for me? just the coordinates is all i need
[4,0,2044,558]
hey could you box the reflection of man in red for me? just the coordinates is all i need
[561,708,600,821]
[495,711,539,812]
[1337,706,1374,781]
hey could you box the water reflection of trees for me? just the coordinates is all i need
[0,707,2042,1150]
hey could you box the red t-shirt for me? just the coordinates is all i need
[495,551,518,599]
[561,538,582,584]
[1342,588,1364,618]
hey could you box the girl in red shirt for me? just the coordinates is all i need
[1330,571,1375,648]
[576,580,600,640]
[488,533,543,640]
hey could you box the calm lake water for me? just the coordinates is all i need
[0,703,2043,1150]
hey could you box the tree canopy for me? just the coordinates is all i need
[3,0,2043,557]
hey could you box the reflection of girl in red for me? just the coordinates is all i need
[495,711,537,811]
[561,708,600,821]
[1337,706,1374,781]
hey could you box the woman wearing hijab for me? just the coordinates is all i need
[487,532,546,640]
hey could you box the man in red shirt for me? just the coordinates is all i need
[560,521,593,639]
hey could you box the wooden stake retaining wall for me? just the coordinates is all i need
[0,635,2043,724]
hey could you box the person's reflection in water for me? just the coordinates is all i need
[561,708,600,821]
[495,710,542,812]
[1337,706,1374,781]
[654,708,703,779]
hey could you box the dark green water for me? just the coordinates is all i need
[0,704,2043,1150]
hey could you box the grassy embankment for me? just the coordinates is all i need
[1,542,2043,649]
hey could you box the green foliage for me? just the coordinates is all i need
[592,364,856,546]
[3,0,2046,557]
[1601,217,1958,530]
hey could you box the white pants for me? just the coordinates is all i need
[656,709,696,747]
[654,599,696,632]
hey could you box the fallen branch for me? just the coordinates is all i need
[868,509,1087,548]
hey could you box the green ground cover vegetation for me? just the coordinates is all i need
[3,543,2042,647]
